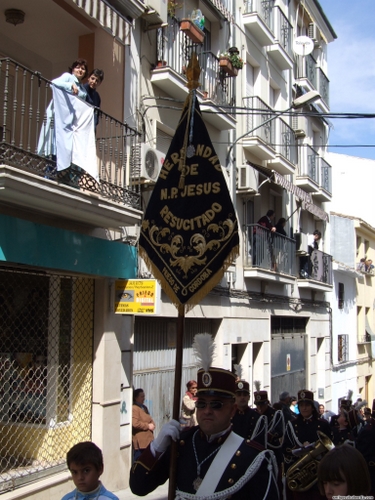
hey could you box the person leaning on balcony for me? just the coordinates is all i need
[300,229,321,278]
[37,59,89,181]
[252,210,276,266]
[84,68,104,129]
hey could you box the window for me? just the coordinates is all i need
[0,268,93,488]
[338,282,344,309]
[338,334,348,362]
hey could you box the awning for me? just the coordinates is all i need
[247,162,329,222]
[73,0,131,44]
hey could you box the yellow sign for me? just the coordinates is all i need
[114,279,159,315]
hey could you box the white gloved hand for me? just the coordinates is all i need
[150,420,181,456]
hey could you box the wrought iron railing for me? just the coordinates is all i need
[299,249,333,285]
[243,0,275,31]
[296,53,317,89]
[273,6,292,56]
[319,156,332,194]
[298,144,319,183]
[156,18,235,112]
[0,57,141,208]
[245,224,296,275]
[242,95,276,146]
[317,67,329,107]
[277,118,297,164]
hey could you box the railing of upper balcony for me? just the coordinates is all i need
[317,67,329,107]
[156,18,235,113]
[298,144,319,183]
[319,156,332,194]
[243,95,276,146]
[0,58,141,208]
[299,249,333,285]
[278,118,297,164]
[297,53,317,89]
[243,0,275,31]
[273,6,292,56]
[245,224,296,275]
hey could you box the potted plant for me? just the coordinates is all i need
[180,10,205,44]
[219,51,244,77]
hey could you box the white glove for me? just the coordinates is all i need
[150,420,181,456]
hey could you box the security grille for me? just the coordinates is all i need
[0,267,94,493]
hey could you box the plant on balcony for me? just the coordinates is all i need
[180,10,205,44]
[219,52,243,77]
[220,51,244,70]
[167,0,180,18]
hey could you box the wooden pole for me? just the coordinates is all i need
[168,304,185,500]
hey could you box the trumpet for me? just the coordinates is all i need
[286,431,334,492]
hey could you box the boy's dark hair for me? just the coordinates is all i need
[89,69,104,82]
[266,209,275,217]
[69,59,88,79]
[67,441,103,470]
[313,229,321,238]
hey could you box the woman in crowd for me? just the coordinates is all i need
[180,380,198,427]
[132,388,155,462]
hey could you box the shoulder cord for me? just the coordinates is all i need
[175,450,279,500]
[268,410,285,449]
[285,420,303,449]
[250,414,268,448]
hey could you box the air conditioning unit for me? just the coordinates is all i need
[139,144,165,182]
[237,164,258,192]
[308,23,319,44]
[292,114,307,138]
[294,232,309,255]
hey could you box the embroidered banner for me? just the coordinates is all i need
[139,94,239,308]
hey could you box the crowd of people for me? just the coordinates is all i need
[61,333,375,499]
[129,352,375,499]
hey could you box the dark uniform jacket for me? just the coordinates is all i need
[130,426,279,499]
[356,417,375,494]
[331,426,355,446]
[232,406,260,440]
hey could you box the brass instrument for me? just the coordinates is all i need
[286,431,335,492]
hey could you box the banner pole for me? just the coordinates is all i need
[168,304,185,500]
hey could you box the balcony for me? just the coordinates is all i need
[267,118,297,174]
[242,96,276,160]
[243,0,275,46]
[313,156,332,201]
[244,224,296,284]
[296,144,320,192]
[0,58,142,229]
[298,249,333,290]
[267,7,293,71]
[296,55,330,112]
[151,18,236,130]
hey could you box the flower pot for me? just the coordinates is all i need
[219,57,238,77]
[180,19,205,44]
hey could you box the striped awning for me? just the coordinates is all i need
[73,0,131,44]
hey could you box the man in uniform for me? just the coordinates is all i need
[231,379,261,440]
[130,367,279,499]
[283,390,332,499]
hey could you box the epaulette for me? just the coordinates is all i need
[245,439,265,452]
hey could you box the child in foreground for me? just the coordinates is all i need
[62,441,119,500]
[317,444,370,499]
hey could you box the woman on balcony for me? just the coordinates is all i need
[37,59,89,184]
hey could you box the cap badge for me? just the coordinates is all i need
[202,371,212,387]
[238,382,244,390]
[300,391,305,399]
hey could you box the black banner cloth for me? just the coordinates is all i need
[139,94,239,308]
